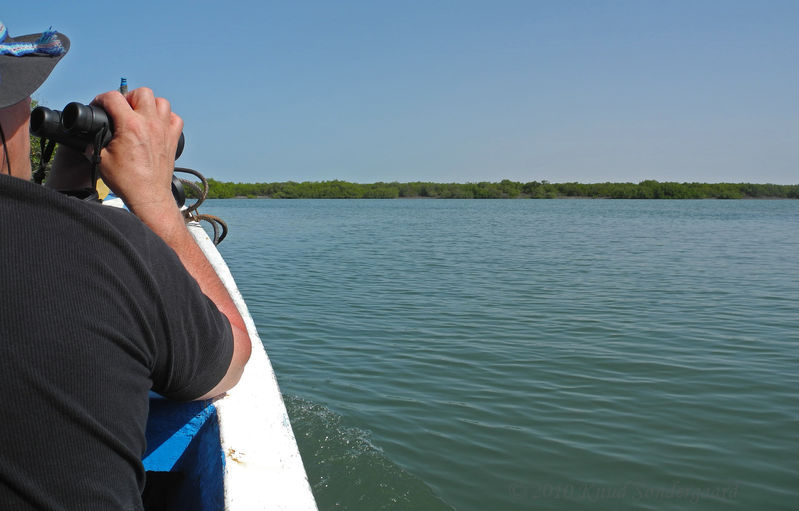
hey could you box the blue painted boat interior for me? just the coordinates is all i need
[142,394,224,511]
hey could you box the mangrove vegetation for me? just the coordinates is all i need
[198,179,799,200]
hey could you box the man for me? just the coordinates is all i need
[0,21,251,509]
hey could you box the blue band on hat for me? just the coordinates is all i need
[0,21,66,57]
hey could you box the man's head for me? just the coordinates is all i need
[0,20,69,177]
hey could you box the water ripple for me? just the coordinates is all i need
[205,199,798,511]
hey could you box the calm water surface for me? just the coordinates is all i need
[202,199,798,511]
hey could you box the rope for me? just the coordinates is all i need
[190,213,228,245]
[175,167,207,214]
[174,167,228,245]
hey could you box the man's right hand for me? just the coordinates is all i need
[91,87,184,226]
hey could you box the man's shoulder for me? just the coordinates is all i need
[0,175,181,272]
[2,174,148,233]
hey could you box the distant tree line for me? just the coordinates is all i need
[195,179,799,200]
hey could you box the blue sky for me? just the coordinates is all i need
[6,1,798,184]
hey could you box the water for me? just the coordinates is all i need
[201,199,798,510]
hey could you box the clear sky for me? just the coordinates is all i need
[5,0,798,184]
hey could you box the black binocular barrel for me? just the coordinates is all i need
[30,107,89,151]
[30,103,185,160]
[61,102,113,144]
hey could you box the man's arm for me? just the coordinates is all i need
[92,88,251,399]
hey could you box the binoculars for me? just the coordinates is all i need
[30,102,185,160]
[30,102,187,207]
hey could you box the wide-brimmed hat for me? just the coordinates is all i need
[0,21,69,109]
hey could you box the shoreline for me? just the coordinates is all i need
[196,180,799,200]
[228,195,797,200]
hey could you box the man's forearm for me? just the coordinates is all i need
[139,204,252,398]
[146,206,248,333]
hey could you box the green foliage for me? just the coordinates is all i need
[190,179,799,200]
[29,100,49,177]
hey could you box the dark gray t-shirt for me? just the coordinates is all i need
[0,175,233,510]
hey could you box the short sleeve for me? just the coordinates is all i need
[89,203,235,401]
[143,229,235,400]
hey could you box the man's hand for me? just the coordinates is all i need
[91,88,183,225]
